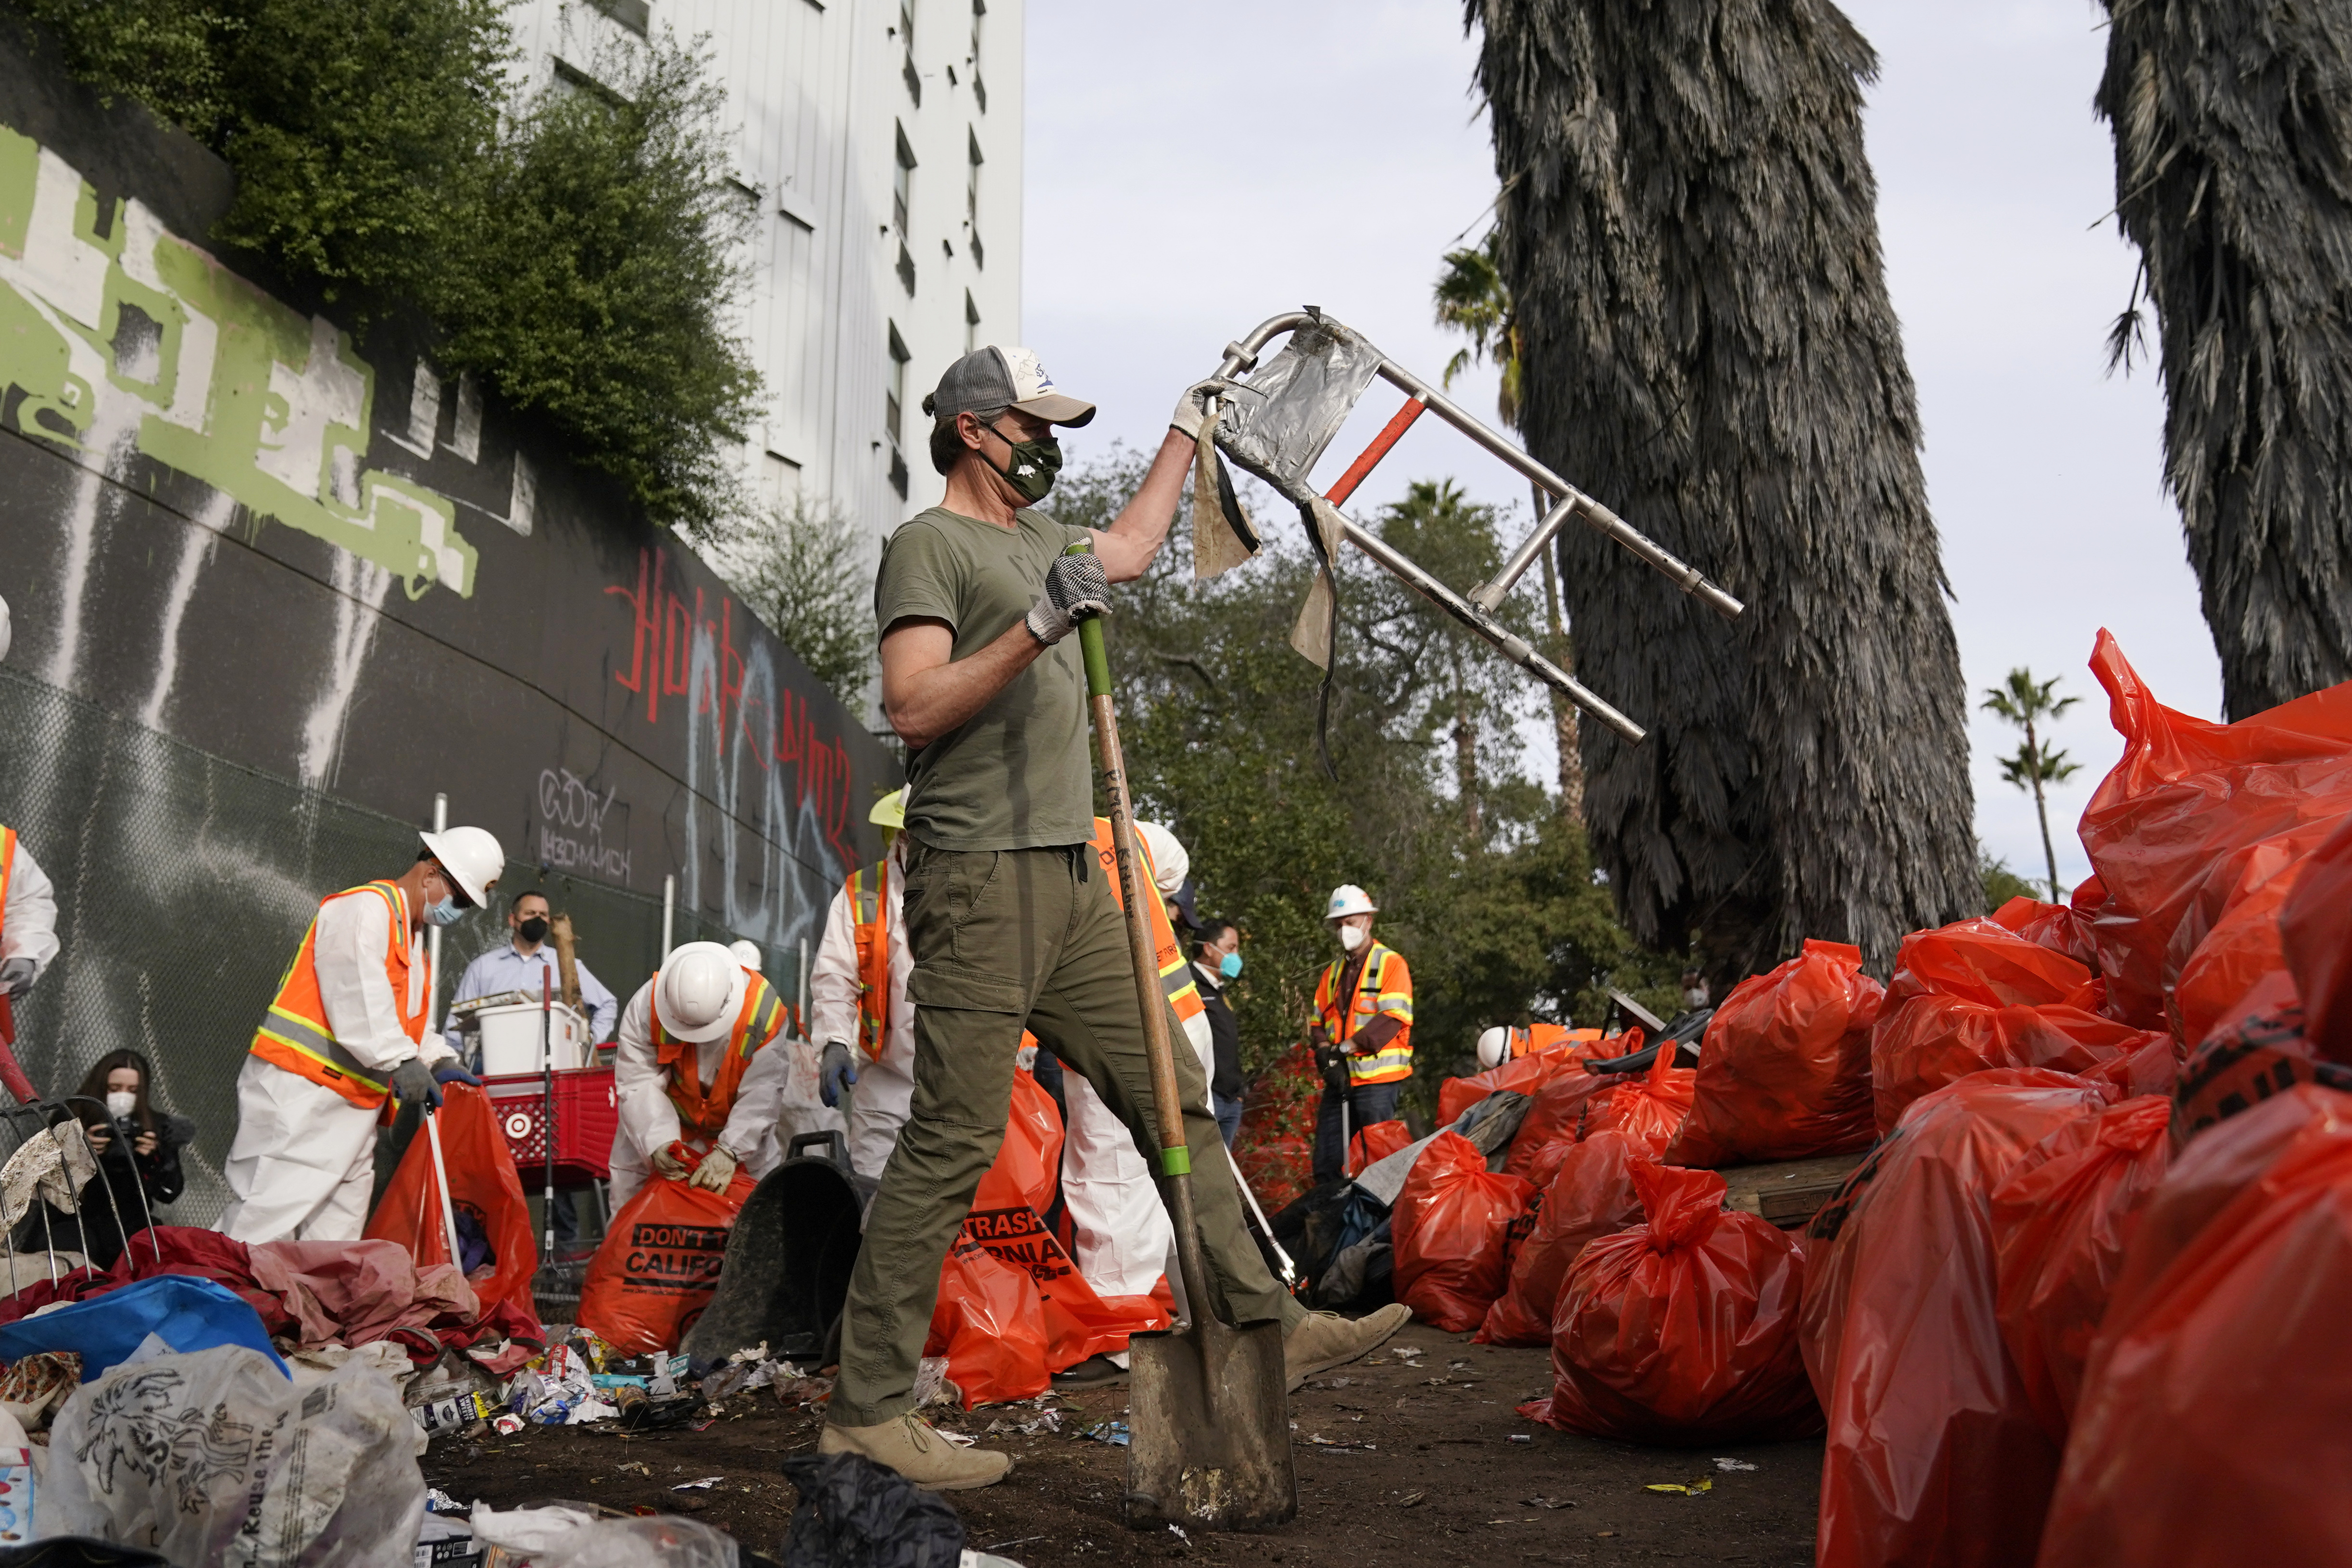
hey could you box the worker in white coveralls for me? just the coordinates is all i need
[725,936,847,1176]
[0,599,57,1008]
[810,790,916,1179]
[609,941,793,1207]
[217,827,505,1243]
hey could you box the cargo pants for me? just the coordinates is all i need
[830,840,1306,1428]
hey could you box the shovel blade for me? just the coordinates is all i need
[1124,1314,1296,1531]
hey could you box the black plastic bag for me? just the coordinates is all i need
[780,1452,965,1568]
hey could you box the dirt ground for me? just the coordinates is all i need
[434,1330,1822,1567]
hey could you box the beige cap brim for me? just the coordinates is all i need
[1014,392,1096,427]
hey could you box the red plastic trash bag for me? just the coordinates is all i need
[2078,631,2352,1029]
[1667,940,1883,1167]
[1500,1064,1621,1182]
[1522,1162,1817,1444]
[364,1083,542,1352]
[925,1233,1053,1406]
[1391,1131,1535,1332]
[2038,1085,2352,1568]
[1990,893,2102,972]
[2171,971,2352,1142]
[1346,1119,1413,1177]
[1584,1046,1695,1157]
[1987,1095,2172,1437]
[1439,1044,1582,1127]
[1476,1132,1651,1347]
[1801,1069,2108,1568]
[2282,811,2352,1063]
[578,1152,758,1355]
[1871,996,2166,1134]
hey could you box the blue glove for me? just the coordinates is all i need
[432,1061,481,1089]
[819,1041,859,1109]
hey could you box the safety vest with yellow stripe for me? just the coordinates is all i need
[1314,942,1414,1085]
[1499,1022,1574,1061]
[653,968,788,1142]
[1089,818,1205,1031]
[249,881,425,1110]
[848,860,892,1062]
[0,826,15,953]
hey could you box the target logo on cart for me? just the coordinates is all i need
[504,1112,534,1141]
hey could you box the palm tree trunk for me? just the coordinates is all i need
[2027,720,2062,903]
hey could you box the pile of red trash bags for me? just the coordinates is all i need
[925,1069,1170,1405]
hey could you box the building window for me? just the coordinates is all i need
[886,324,910,450]
[966,129,982,226]
[971,0,986,112]
[588,0,650,35]
[901,1,921,104]
[897,240,916,295]
[892,125,915,238]
[964,289,980,354]
[763,451,801,512]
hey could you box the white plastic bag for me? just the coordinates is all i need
[37,1344,424,1566]
[471,1503,738,1566]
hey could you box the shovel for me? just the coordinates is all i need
[1072,571,1298,1533]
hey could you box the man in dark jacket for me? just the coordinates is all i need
[1191,921,1245,1146]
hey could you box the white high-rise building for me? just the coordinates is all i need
[502,0,1023,547]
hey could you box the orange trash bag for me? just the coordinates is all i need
[1438,1043,1582,1127]
[1345,1119,1414,1177]
[1990,893,2103,972]
[1800,1069,2108,1568]
[1987,1095,2172,1438]
[1667,940,1883,1167]
[577,1150,757,1356]
[1883,916,2104,1013]
[1501,1050,1635,1182]
[2162,820,2331,1047]
[2077,631,2352,1029]
[2039,1085,2352,1568]
[364,1084,543,1349]
[1524,1162,1818,1445]
[2282,812,2352,1063]
[1476,1131,1651,1348]
[925,1234,1053,1407]
[1391,1131,1535,1332]
[1584,1045,1694,1157]
[1871,996,2166,1135]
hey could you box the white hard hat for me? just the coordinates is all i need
[1476,1026,1510,1071]
[1325,884,1377,921]
[420,826,504,908]
[655,941,747,1043]
[1136,821,1189,900]
[727,939,763,972]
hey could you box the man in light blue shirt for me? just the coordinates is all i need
[444,890,619,1059]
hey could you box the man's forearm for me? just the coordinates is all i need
[1091,428,1195,583]
[884,619,1046,751]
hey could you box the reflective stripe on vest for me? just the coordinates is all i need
[1089,819,1204,1024]
[848,861,891,1061]
[248,881,420,1110]
[1314,943,1414,1085]
[654,969,788,1141]
[0,827,15,957]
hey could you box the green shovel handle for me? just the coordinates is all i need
[1067,541,1113,698]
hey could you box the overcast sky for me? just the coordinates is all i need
[1022,0,2222,896]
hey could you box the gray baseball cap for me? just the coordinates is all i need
[921,345,1096,427]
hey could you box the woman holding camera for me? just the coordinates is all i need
[17,1051,191,1267]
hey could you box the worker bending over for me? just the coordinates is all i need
[1308,884,1414,1184]
[822,346,1409,1491]
[810,790,915,1179]
[218,828,502,1243]
[1475,1019,1573,1069]
[609,941,792,1207]
[0,822,58,1006]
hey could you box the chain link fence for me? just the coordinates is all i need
[0,667,796,1232]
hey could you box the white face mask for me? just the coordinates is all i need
[105,1091,137,1120]
[1338,924,1367,953]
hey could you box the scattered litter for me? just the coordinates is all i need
[1597,1531,1618,1538]
[1167,1524,1189,1543]
[1507,1433,1532,1444]
[490,1414,525,1435]
[1714,1457,1759,1472]
[984,1407,1063,1437]
[672,1476,725,1492]
[1522,1496,1576,1510]
[1083,1420,1130,1447]
[616,1461,650,1477]
[1326,1376,1354,1388]
[912,1355,958,1410]
[1645,1477,1715,1496]
[1450,1360,1472,1370]
[425,1487,464,1514]
[474,1502,737,1564]
[935,1429,979,1448]
[1396,1492,1426,1508]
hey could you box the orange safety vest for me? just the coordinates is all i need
[250,881,426,1110]
[0,827,15,951]
[1500,1022,1575,1061]
[847,859,892,1061]
[1314,942,1414,1085]
[653,967,788,1142]
[1089,818,1205,1029]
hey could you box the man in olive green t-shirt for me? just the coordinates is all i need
[817,346,1411,1489]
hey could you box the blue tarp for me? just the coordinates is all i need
[0,1275,287,1380]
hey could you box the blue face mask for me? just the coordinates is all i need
[1219,951,1243,981]
[425,897,468,927]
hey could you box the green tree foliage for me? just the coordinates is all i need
[1978,852,2040,915]
[12,0,759,540]
[1049,451,1681,1104]
[725,495,875,710]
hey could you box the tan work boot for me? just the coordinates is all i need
[1283,1302,1414,1391]
[818,1410,1014,1491]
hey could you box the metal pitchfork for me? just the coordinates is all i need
[1192,308,1746,745]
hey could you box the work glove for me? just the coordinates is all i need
[390,1059,442,1110]
[1025,552,1110,646]
[1170,376,1239,442]
[651,1142,691,1181]
[690,1142,739,1193]
[0,958,37,997]
[819,1041,859,1109]
[431,1061,481,1089]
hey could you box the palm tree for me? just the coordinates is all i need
[2094,0,2352,720]
[1463,0,1979,980]
[1982,669,2081,903]
[1432,233,1583,823]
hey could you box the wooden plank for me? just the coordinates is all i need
[1719,1149,1872,1229]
